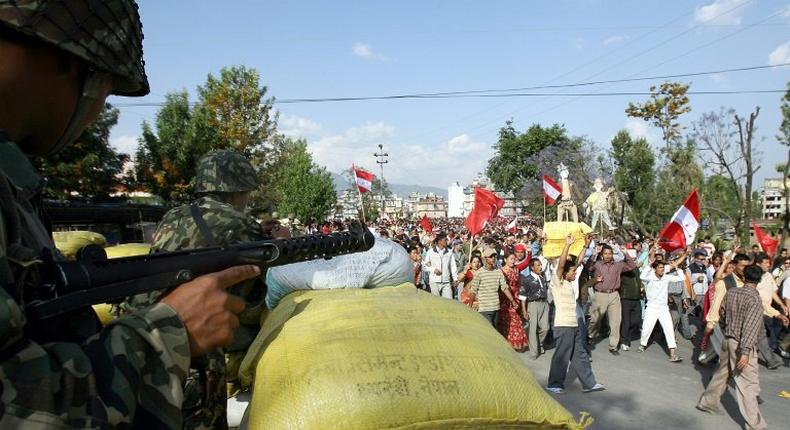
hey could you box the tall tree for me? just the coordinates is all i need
[33,103,128,200]
[652,140,704,234]
[778,83,790,247]
[486,121,570,196]
[734,107,761,242]
[626,82,691,150]
[609,130,656,233]
[268,138,336,222]
[134,66,277,202]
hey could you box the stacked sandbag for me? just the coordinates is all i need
[52,230,106,260]
[104,243,151,258]
[239,284,591,430]
[95,243,151,325]
[542,222,592,258]
[264,237,412,309]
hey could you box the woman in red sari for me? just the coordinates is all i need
[460,255,483,308]
[499,254,528,351]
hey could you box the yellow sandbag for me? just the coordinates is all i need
[53,230,106,260]
[92,303,115,325]
[240,284,590,430]
[104,243,151,258]
[542,222,592,258]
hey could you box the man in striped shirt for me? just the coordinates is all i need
[469,247,518,327]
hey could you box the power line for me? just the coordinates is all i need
[112,62,788,108]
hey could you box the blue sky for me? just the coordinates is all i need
[109,0,790,189]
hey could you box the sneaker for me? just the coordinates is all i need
[583,383,606,393]
[545,386,565,395]
[637,345,646,353]
[698,352,708,362]
[777,349,790,359]
[621,345,630,351]
[539,345,545,355]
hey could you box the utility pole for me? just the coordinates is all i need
[374,144,388,218]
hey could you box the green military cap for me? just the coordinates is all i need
[0,0,149,96]
[194,149,259,194]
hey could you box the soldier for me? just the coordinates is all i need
[0,1,258,428]
[125,150,269,430]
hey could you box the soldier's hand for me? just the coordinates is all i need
[161,265,259,357]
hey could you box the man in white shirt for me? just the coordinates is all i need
[423,233,457,299]
[639,259,686,362]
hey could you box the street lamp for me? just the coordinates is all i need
[374,144,388,217]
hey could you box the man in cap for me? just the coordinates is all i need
[469,247,518,326]
[123,149,269,429]
[0,1,258,427]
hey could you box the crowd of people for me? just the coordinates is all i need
[363,216,790,430]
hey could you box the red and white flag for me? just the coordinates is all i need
[658,189,700,252]
[543,175,562,205]
[506,217,518,233]
[352,167,374,193]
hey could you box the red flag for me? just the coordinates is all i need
[658,189,701,252]
[753,222,778,257]
[464,187,505,236]
[543,175,562,205]
[352,166,374,193]
[420,214,433,234]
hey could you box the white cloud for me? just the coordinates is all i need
[110,134,139,155]
[572,38,585,50]
[445,134,486,154]
[768,41,790,67]
[709,72,727,83]
[298,117,490,188]
[602,35,626,46]
[624,118,660,146]
[693,0,751,26]
[351,42,389,61]
[278,114,323,137]
[782,4,790,20]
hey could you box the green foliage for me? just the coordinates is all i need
[133,66,277,202]
[33,103,128,200]
[609,130,656,230]
[268,137,336,222]
[651,140,703,232]
[702,174,740,228]
[626,82,691,149]
[780,82,790,147]
[486,121,570,195]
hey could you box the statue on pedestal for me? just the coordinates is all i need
[556,163,579,223]
[584,178,617,232]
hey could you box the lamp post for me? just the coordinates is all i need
[374,144,388,218]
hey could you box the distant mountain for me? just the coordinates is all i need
[330,172,447,199]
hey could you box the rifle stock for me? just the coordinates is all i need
[26,223,375,321]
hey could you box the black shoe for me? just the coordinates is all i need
[609,348,620,356]
[757,396,764,405]
[777,349,790,359]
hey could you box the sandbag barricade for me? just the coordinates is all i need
[239,284,591,430]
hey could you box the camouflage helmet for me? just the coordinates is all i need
[194,150,259,194]
[0,0,149,96]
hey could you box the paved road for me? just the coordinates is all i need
[519,335,790,429]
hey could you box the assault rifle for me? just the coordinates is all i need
[25,223,375,322]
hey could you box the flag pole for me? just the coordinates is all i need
[353,166,367,224]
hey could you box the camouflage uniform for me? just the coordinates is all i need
[125,150,267,430]
[0,1,191,429]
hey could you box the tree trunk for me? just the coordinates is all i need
[735,107,760,245]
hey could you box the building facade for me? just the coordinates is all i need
[447,182,465,218]
[761,178,788,220]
